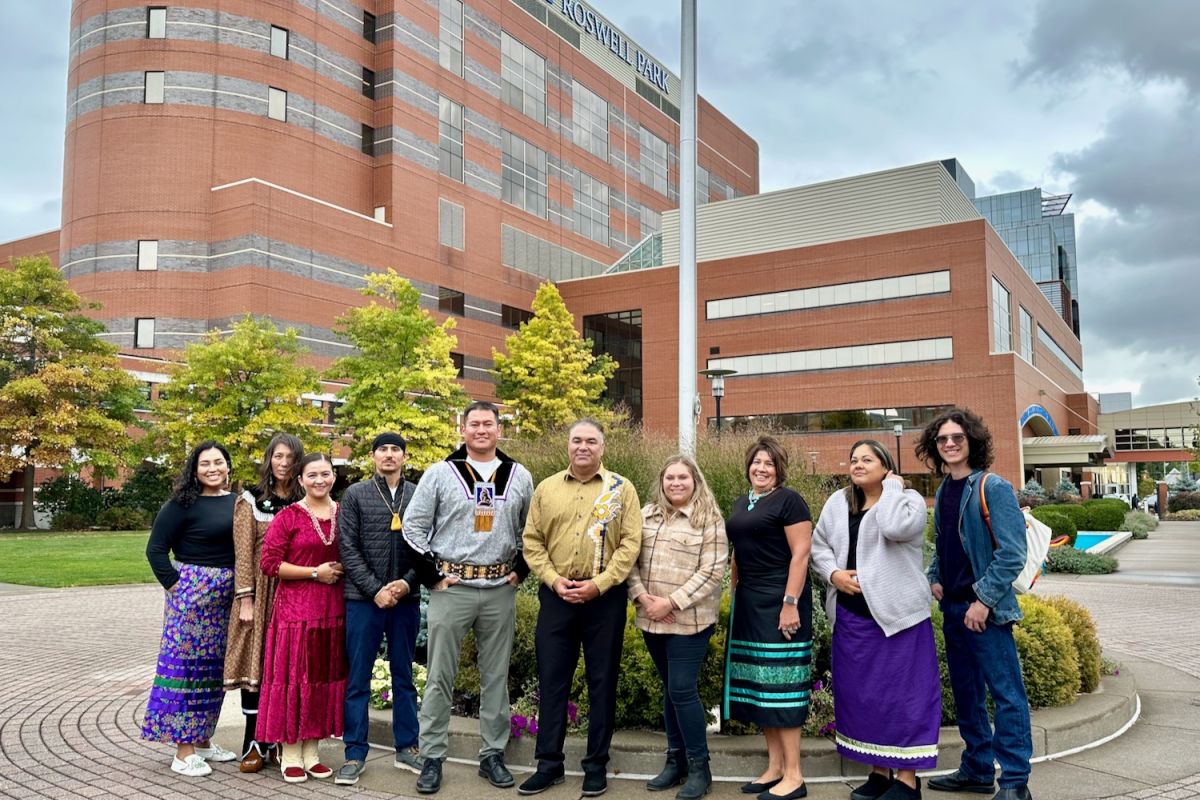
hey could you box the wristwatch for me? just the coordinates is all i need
[310,568,319,581]
[782,594,798,606]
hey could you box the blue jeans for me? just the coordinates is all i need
[940,599,1032,788]
[642,626,715,760]
[344,599,420,761]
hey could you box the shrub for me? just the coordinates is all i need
[1039,595,1102,693]
[930,605,957,725]
[50,511,93,531]
[453,592,541,712]
[1082,499,1126,532]
[924,507,935,545]
[1051,478,1080,502]
[1176,472,1200,492]
[1044,548,1118,575]
[1014,595,1080,707]
[1164,509,1200,521]
[1120,511,1157,539]
[1030,509,1077,546]
[95,506,150,530]
[1018,480,1052,509]
[118,461,174,516]
[1045,503,1089,530]
[1020,479,1047,499]
[38,475,108,519]
[1167,492,1200,513]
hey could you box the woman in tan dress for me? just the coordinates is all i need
[223,432,304,772]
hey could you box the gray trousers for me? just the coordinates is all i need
[419,582,518,760]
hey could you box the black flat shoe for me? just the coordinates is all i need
[927,770,994,794]
[757,782,806,800]
[741,778,782,794]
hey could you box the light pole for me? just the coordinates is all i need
[888,415,905,473]
[808,451,818,475]
[699,368,737,434]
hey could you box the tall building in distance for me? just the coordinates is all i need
[972,187,1080,336]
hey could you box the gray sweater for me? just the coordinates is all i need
[810,480,930,637]
[402,447,534,588]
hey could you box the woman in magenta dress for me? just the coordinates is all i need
[257,452,347,783]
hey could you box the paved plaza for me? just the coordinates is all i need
[1,522,1198,799]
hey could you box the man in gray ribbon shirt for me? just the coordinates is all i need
[403,401,534,794]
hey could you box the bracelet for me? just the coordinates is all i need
[782,594,798,606]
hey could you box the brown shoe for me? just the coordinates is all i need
[239,747,265,774]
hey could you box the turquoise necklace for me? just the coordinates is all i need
[747,486,775,511]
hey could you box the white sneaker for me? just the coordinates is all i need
[171,754,213,777]
[194,742,237,762]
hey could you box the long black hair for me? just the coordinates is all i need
[172,440,232,508]
[844,439,898,515]
[254,432,305,501]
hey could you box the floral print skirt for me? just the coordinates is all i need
[141,563,234,743]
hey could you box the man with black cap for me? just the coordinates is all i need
[336,432,423,786]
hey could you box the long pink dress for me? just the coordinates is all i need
[256,503,347,743]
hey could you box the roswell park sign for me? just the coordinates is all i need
[546,0,672,94]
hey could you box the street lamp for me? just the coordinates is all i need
[888,414,905,473]
[699,368,737,434]
[808,451,818,475]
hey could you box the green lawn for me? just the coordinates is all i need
[0,530,155,587]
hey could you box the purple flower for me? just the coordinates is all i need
[380,689,390,701]
[812,680,823,692]
[820,722,836,735]
[528,716,539,735]
[510,714,528,738]
[567,702,578,725]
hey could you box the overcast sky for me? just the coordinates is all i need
[1,1,1197,406]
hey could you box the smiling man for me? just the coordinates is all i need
[519,418,641,797]
[402,401,534,794]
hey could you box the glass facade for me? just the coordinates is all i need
[583,310,642,421]
[572,171,609,245]
[501,33,546,123]
[1113,427,1199,451]
[707,337,953,377]
[708,270,950,320]
[639,127,669,196]
[572,81,608,161]
[501,131,547,218]
[713,405,954,435]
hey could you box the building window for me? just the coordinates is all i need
[715,405,954,435]
[696,165,710,205]
[270,25,288,58]
[707,337,954,377]
[500,32,545,124]
[639,127,668,196]
[991,276,1012,353]
[439,199,464,249]
[439,0,464,77]
[1018,306,1033,362]
[144,71,165,104]
[361,124,375,156]
[706,270,951,320]
[501,131,547,218]
[362,67,375,99]
[572,81,608,161]
[267,87,286,121]
[1037,326,1083,381]
[439,287,465,315]
[502,304,533,329]
[573,172,609,246]
[137,240,159,271]
[147,7,167,39]
[640,205,661,237]
[363,12,377,43]
[583,310,643,422]
[438,96,464,181]
[450,351,465,377]
[134,318,156,349]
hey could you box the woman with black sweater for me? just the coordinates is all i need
[141,441,239,778]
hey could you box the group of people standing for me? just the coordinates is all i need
[140,404,1035,800]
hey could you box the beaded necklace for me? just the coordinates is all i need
[746,486,776,512]
[300,499,338,546]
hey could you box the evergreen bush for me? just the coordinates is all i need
[1045,548,1118,574]
[1051,478,1081,502]
[1030,508,1077,546]
[1120,511,1157,539]
[1014,595,1080,707]
[1039,595,1102,693]
[96,506,150,530]
[1082,499,1126,532]
[930,605,957,725]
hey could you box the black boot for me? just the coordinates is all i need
[676,757,711,800]
[646,750,688,791]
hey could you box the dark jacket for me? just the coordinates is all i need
[339,474,420,603]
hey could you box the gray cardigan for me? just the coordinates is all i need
[810,480,930,637]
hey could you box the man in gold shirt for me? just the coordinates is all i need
[518,419,642,798]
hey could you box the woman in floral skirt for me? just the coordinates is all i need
[256,452,347,782]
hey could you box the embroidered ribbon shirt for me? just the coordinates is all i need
[522,467,642,595]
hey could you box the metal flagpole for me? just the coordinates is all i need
[678,0,698,455]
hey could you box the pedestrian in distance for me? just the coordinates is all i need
[142,440,240,777]
[917,408,1035,800]
[723,435,814,800]
[223,432,305,773]
[335,432,423,786]
[810,440,940,800]
[518,418,642,798]
[628,454,728,800]
[255,452,346,783]
[403,401,535,794]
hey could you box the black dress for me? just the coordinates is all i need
[722,487,813,727]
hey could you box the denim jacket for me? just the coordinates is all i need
[927,469,1026,625]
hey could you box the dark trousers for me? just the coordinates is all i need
[642,626,714,760]
[941,599,1033,788]
[534,583,627,775]
[344,599,421,761]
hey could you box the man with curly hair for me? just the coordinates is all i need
[916,407,1034,800]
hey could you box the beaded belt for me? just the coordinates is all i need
[437,559,513,580]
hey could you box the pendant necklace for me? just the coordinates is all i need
[301,500,338,546]
[373,477,404,531]
[747,486,775,512]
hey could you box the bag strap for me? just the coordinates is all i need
[979,472,999,549]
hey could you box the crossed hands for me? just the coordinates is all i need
[374,578,410,608]
[638,593,676,624]
[553,577,600,604]
[314,561,344,585]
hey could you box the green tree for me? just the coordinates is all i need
[0,255,139,528]
[327,270,466,470]
[143,316,327,483]
[491,282,617,436]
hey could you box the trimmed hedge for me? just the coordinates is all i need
[1120,511,1157,539]
[1168,492,1200,513]
[1164,509,1200,521]
[1045,547,1118,574]
[1039,595,1102,693]
[1031,508,1077,546]
[1014,596,1080,707]
[1082,499,1127,531]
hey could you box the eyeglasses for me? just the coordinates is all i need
[935,433,967,447]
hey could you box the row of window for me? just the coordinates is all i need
[1113,427,1199,451]
[711,405,954,435]
[148,5,379,44]
[707,337,954,378]
[990,276,1036,364]
[707,270,950,321]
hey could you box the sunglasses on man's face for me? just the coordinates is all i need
[935,433,967,447]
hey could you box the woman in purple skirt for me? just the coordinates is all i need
[811,440,940,800]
